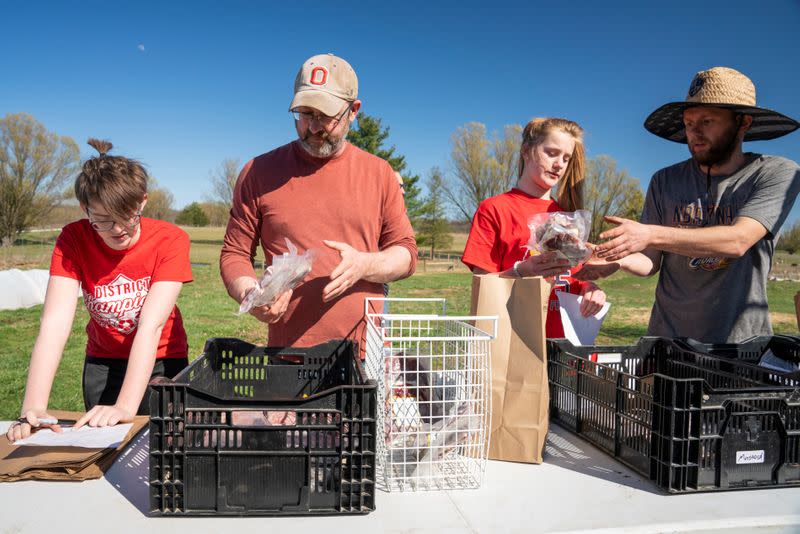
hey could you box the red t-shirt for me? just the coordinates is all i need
[50,217,193,359]
[461,189,589,338]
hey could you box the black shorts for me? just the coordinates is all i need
[82,356,189,415]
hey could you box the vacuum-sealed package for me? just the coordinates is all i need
[383,350,478,479]
[527,210,592,267]
[238,238,315,315]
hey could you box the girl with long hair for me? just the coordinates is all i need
[462,118,606,337]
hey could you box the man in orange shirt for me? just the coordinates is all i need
[220,53,417,349]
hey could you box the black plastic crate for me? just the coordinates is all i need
[674,335,800,381]
[547,337,800,493]
[148,338,377,516]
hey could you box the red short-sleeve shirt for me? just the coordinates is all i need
[50,217,193,359]
[461,189,588,338]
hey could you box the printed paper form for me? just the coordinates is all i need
[14,423,133,448]
[556,291,611,346]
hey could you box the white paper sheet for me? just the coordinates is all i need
[14,423,133,448]
[556,291,611,346]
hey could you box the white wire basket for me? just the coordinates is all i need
[364,298,497,491]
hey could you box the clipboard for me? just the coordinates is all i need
[0,410,148,482]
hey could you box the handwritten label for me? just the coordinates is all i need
[736,450,765,464]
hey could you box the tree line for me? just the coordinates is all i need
[3,111,663,255]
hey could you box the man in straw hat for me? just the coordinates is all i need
[579,66,800,343]
[220,53,416,350]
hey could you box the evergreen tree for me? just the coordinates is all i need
[417,167,453,257]
[401,173,424,229]
[175,202,209,227]
[347,114,406,171]
[347,113,423,228]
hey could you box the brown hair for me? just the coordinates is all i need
[74,138,148,221]
[517,118,585,211]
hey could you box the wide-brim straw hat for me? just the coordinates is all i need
[644,67,799,143]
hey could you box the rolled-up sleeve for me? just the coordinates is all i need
[220,160,262,289]
[379,166,417,276]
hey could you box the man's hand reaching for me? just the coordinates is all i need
[322,240,372,302]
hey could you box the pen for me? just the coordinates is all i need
[16,417,73,427]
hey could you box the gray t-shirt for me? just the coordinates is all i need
[641,154,800,343]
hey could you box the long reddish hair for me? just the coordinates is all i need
[517,118,585,211]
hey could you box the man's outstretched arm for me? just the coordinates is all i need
[595,215,767,262]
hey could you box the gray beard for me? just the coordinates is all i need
[299,122,350,158]
[299,136,344,158]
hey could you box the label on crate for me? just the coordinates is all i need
[232,410,297,427]
[595,352,622,364]
[736,450,765,464]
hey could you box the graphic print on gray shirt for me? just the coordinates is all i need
[641,154,800,343]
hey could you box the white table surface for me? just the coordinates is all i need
[1,421,799,534]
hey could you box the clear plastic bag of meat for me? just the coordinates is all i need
[238,238,315,315]
[384,351,478,480]
[526,210,592,267]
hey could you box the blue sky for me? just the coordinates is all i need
[3,0,800,224]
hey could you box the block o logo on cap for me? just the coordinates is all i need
[310,66,328,86]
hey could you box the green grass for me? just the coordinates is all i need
[591,272,657,343]
[0,264,270,419]
[180,226,227,241]
[0,306,87,416]
[0,225,264,269]
[1,226,799,419]
[177,265,267,350]
[0,235,56,269]
[391,272,473,314]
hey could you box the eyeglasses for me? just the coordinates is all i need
[290,104,352,127]
[88,210,142,232]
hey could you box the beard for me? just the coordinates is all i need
[689,121,740,167]
[298,123,350,158]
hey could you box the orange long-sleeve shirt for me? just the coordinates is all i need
[220,140,417,350]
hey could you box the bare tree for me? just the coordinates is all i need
[209,158,240,206]
[198,201,230,226]
[583,155,644,242]
[493,124,522,193]
[445,122,521,221]
[0,113,80,246]
[777,220,800,255]
[143,177,175,222]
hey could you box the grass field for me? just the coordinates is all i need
[1,226,798,419]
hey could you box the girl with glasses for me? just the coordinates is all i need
[7,139,193,442]
[461,118,607,338]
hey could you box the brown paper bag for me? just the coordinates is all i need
[795,291,800,331]
[0,410,149,482]
[470,274,551,464]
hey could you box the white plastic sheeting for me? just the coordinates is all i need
[0,269,79,311]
